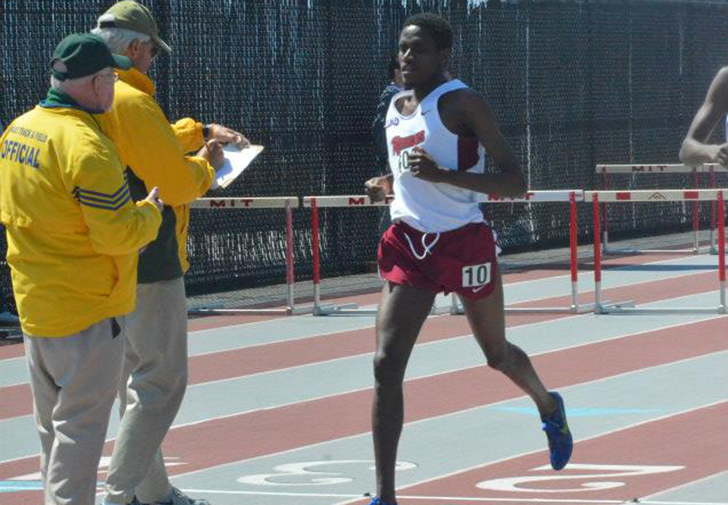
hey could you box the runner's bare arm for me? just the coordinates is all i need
[680,67,728,166]
[408,91,526,197]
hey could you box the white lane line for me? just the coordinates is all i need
[1,307,725,468]
[0,253,715,369]
[181,489,364,498]
[178,488,727,505]
[634,502,728,505]
[177,277,727,355]
[484,253,713,289]
[507,269,717,305]
[2,291,725,464]
[329,399,728,505]
[184,254,717,336]
[1,321,726,470]
[0,254,716,365]
[3,288,718,392]
[0,356,24,366]
[180,488,624,502]
[147,349,728,437]
[640,469,728,501]
[152,364,728,484]
[175,311,727,389]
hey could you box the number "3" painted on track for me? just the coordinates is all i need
[237,460,418,486]
[476,463,684,493]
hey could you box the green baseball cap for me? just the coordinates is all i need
[97,1,172,53]
[51,33,131,81]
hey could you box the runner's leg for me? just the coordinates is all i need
[373,282,435,503]
[459,273,556,417]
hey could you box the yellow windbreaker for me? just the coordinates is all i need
[0,98,162,337]
[96,69,215,280]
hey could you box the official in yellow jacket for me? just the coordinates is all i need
[0,33,162,505]
[92,3,248,505]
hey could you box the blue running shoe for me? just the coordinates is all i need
[541,391,573,470]
[368,498,397,505]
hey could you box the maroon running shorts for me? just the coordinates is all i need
[378,220,499,300]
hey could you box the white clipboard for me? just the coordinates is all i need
[211,145,264,190]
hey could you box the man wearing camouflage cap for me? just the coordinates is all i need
[92,2,248,505]
[0,33,163,505]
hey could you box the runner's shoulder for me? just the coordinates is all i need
[442,87,490,114]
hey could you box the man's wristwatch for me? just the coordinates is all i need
[202,124,212,140]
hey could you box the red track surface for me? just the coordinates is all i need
[0,264,721,421]
[392,402,728,505]
[1,314,726,496]
[1,251,725,505]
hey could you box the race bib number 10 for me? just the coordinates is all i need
[462,262,492,288]
[397,151,410,176]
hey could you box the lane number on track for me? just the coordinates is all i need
[476,463,684,493]
[237,460,417,486]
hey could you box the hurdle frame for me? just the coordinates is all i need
[449,190,598,315]
[588,189,727,315]
[596,163,728,255]
[188,196,313,316]
[304,195,451,316]
[305,191,596,316]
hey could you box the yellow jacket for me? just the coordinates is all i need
[0,92,162,337]
[95,68,215,281]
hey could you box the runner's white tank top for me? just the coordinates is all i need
[386,79,487,233]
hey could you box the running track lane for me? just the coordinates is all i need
[377,401,728,505]
[0,249,705,361]
[0,314,725,500]
[0,268,721,421]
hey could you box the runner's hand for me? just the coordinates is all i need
[409,147,447,183]
[198,140,225,170]
[365,175,393,202]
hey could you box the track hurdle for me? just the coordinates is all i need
[303,195,450,316]
[189,197,312,315]
[305,191,594,316]
[588,189,726,314]
[596,163,728,254]
[449,190,597,315]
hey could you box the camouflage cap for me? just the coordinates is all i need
[97,1,171,53]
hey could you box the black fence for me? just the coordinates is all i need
[1,0,728,302]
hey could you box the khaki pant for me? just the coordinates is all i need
[104,277,188,505]
[25,317,125,505]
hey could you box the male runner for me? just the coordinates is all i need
[364,14,573,505]
[680,66,728,165]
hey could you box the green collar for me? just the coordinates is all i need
[40,88,80,108]
[39,88,98,114]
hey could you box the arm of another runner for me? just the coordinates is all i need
[408,91,526,197]
[680,67,728,166]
